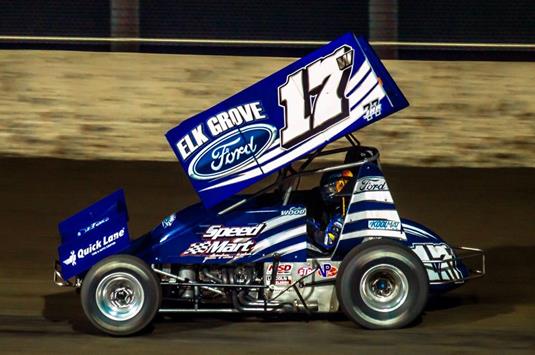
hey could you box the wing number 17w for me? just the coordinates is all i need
[278,46,354,149]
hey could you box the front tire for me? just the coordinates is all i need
[81,255,161,336]
[336,239,428,329]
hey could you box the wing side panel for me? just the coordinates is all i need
[166,34,409,208]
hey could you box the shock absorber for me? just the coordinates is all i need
[178,266,196,299]
[270,254,281,286]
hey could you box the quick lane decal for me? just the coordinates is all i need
[63,227,126,266]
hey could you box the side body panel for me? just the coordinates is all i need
[332,162,406,261]
[145,205,309,264]
[264,259,341,312]
[328,162,467,290]
[402,219,467,288]
[57,189,131,279]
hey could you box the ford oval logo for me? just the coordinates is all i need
[188,123,277,180]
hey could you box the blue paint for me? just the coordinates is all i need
[57,189,130,279]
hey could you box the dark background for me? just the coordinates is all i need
[0,0,533,42]
[0,0,533,60]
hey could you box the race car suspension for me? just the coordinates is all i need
[152,266,226,296]
[231,290,290,313]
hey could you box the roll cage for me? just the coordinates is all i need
[218,134,379,215]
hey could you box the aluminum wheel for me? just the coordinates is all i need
[359,264,409,313]
[95,272,145,321]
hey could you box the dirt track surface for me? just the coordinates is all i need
[0,158,534,354]
[2,51,535,167]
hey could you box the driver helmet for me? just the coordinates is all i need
[320,169,354,205]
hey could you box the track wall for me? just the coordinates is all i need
[0,51,533,166]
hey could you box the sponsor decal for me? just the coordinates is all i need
[161,213,176,228]
[202,224,265,239]
[176,102,267,160]
[188,123,277,180]
[181,224,265,259]
[279,46,354,149]
[77,217,110,237]
[63,250,77,266]
[356,177,388,192]
[266,275,292,286]
[368,219,400,231]
[297,263,338,278]
[63,227,126,266]
[297,265,315,277]
[281,207,306,216]
[267,263,293,274]
[317,263,338,278]
[411,243,454,261]
[363,99,382,121]
[411,243,463,281]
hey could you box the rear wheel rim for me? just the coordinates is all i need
[95,272,145,321]
[359,264,409,313]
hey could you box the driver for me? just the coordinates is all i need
[308,169,354,251]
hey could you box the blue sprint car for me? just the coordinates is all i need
[54,33,485,335]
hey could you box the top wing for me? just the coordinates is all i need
[166,33,409,208]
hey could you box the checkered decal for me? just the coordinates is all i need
[182,241,211,255]
[181,238,255,256]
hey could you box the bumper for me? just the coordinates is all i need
[425,246,485,285]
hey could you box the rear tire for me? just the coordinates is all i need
[336,239,428,329]
[81,255,161,336]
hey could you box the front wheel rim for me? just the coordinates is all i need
[359,264,409,313]
[95,272,145,321]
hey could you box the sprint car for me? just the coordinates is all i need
[54,33,485,335]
